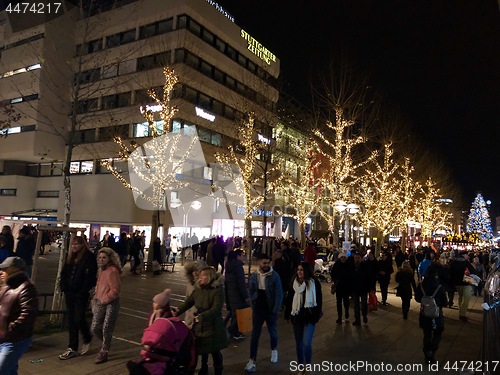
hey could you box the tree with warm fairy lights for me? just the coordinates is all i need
[214,113,281,250]
[467,193,493,242]
[355,143,401,254]
[103,67,201,265]
[414,177,452,242]
[395,157,421,250]
[313,109,377,245]
[277,142,323,247]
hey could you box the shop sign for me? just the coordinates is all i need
[195,107,215,122]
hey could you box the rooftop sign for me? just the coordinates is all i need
[241,29,276,65]
[206,0,234,22]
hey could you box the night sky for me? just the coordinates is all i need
[216,0,500,215]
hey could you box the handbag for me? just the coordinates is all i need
[368,291,378,312]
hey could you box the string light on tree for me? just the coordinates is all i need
[467,193,493,241]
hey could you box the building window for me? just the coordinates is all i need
[78,39,102,55]
[133,120,165,137]
[70,161,94,174]
[137,52,170,71]
[37,190,59,198]
[139,18,173,39]
[99,124,129,141]
[74,128,96,144]
[77,68,101,84]
[76,98,98,114]
[106,29,136,48]
[102,92,131,110]
[0,189,16,196]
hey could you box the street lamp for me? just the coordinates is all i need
[171,199,202,265]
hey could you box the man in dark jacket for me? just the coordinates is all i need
[0,257,38,374]
[14,227,35,278]
[225,249,250,340]
[449,251,476,321]
[377,252,394,305]
[330,252,353,323]
[350,252,371,326]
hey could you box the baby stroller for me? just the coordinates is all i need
[127,317,196,375]
[314,259,332,283]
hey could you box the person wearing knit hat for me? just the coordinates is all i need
[0,257,38,374]
[149,289,173,327]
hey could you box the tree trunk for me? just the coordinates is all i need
[149,210,159,266]
[300,221,306,248]
[51,159,72,322]
[245,217,253,277]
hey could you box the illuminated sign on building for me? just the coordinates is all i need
[258,134,271,144]
[195,107,215,122]
[206,0,234,22]
[139,104,163,114]
[240,29,276,65]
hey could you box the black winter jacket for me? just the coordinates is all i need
[60,250,97,295]
[224,259,249,310]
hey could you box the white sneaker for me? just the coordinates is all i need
[245,359,256,372]
[80,341,91,355]
[271,349,278,363]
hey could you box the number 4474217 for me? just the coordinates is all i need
[6,3,62,14]
[442,361,499,372]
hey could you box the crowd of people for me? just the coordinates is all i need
[0,223,496,375]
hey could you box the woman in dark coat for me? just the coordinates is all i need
[175,267,228,375]
[395,260,417,319]
[59,236,97,360]
[224,249,249,340]
[377,252,394,305]
[284,262,323,370]
[414,265,448,364]
[330,252,352,323]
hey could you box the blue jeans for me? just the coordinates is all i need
[250,310,278,360]
[293,322,316,364]
[0,338,32,375]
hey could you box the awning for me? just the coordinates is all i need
[11,209,58,221]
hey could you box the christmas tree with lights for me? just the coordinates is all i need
[467,193,493,241]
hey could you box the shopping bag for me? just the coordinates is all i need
[236,307,252,333]
[368,291,378,312]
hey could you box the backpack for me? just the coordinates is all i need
[420,284,441,318]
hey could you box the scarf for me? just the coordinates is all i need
[291,278,317,316]
[257,267,273,290]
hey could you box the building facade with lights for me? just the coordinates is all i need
[0,0,285,243]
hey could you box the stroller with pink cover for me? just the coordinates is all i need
[127,317,196,375]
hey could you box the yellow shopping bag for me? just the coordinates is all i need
[236,307,252,333]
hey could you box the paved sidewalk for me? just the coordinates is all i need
[19,252,485,374]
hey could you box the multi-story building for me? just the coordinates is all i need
[0,0,282,244]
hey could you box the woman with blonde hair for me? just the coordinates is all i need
[91,247,122,364]
[395,260,417,320]
[183,260,207,328]
[59,236,98,360]
[175,267,227,375]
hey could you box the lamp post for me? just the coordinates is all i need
[171,199,201,265]
[346,203,359,242]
